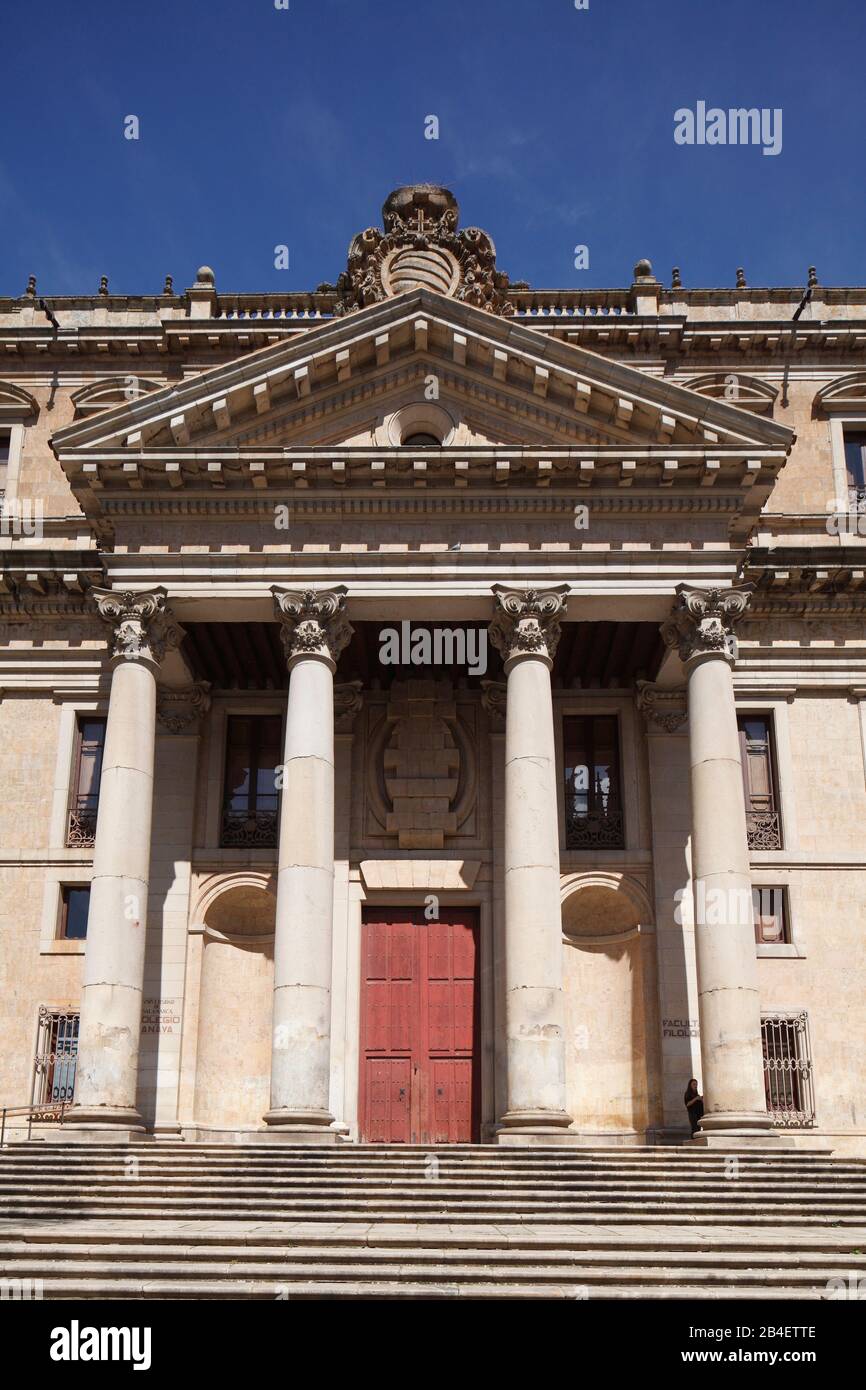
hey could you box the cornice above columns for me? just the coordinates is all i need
[660,583,752,667]
[271,586,353,673]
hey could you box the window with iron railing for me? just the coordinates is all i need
[221,714,282,847]
[844,428,866,509]
[761,1012,815,1127]
[66,717,106,847]
[737,714,782,850]
[33,1008,78,1105]
[752,886,788,945]
[563,715,624,849]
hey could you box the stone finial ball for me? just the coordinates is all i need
[633,258,653,279]
[196,265,215,285]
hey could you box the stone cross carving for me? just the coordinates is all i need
[90,586,182,668]
[488,585,569,668]
[271,586,353,670]
[660,584,752,666]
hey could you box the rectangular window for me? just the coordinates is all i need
[33,1008,79,1106]
[761,1012,815,1127]
[737,714,782,849]
[59,886,90,941]
[67,716,106,847]
[844,428,866,500]
[0,430,9,493]
[563,715,624,849]
[752,885,788,944]
[221,714,282,847]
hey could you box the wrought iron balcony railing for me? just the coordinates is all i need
[746,810,782,850]
[66,798,99,847]
[565,807,625,850]
[220,808,278,849]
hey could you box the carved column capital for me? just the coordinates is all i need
[271,586,353,673]
[91,586,183,670]
[636,680,687,733]
[334,679,363,733]
[156,681,211,734]
[489,584,569,671]
[660,584,752,667]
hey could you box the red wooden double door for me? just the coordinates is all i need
[359,908,480,1143]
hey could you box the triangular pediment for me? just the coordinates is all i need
[51,288,793,460]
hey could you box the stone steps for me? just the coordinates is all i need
[1,1277,837,1300]
[5,1172,860,1189]
[4,1142,851,1159]
[4,1181,862,1197]
[1,1155,859,1173]
[2,1228,863,1299]
[4,1200,865,1225]
[2,1144,863,1297]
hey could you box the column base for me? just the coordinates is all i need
[55,1106,146,1143]
[496,1109,574,1145]
[262,1108,338,1144]
[255,1127,340,1146]
[687,1113,788,1149]
[685,1131,792,1149]
[176,1125,340,1145]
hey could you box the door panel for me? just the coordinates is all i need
[365,1057,412,1144]
[360,908,480,1143]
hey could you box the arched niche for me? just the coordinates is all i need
[683,372,778,416]
[0,381,39,421]
[560,872,657,1140]
[191,878,275,1131]
[70,377,161,419]
[813,372,866,415]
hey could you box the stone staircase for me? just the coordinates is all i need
[1,1143,865,1299]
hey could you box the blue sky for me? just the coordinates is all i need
[1,0,864,297]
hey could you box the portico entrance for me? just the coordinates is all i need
[359,907,480,1143]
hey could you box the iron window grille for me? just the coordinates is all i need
[761,1011,816,1128]
[32,1008,78,1105]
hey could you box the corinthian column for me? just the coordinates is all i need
[70,588,181,1135]
[265,587,352,1138]
[489,585,572,1139]
[661,584,775,1144]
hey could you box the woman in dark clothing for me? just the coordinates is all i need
[684,1078,704,1136]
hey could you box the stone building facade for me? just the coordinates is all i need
[1,184,865,1152]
